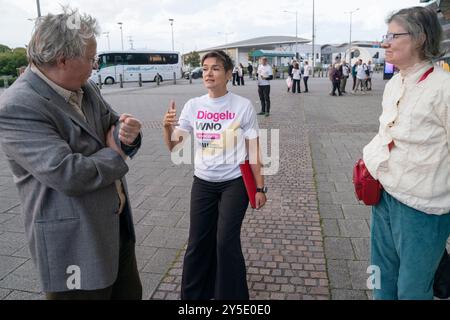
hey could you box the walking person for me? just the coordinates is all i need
[292,62,302,94]
[363,6,450,300]
[257,57,273,117]
[303,61,311,92]
[0,7,143,300]
[163,50,267,300]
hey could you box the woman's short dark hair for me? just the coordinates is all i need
[387,6,444,60]
[201,50,234,72]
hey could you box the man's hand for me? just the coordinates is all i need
[119,114,142,146]
[106,125,127,160]
[255,193,267,210]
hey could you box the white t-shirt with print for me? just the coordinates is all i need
[177,92,259,182]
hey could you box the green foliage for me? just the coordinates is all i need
[0,45,28,76]
[0,44,11,53]
[184,51,200,68]
[0,76,17,88]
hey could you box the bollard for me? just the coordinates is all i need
[189,72,192,84]
[98,74,102,89]
[3,77,8,89]
[119,74,123,88]
[173,72,176,85]
[138,73,142,87]
[156,73,160,85]
[282,71,285,79]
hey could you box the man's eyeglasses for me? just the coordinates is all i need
[90,56,99,65]
[381,32,410,43]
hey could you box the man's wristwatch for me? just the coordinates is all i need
[256,186,268,194]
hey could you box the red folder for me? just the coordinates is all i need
[239,160,257,209]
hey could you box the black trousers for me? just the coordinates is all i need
[181,176,250,300]
[332,80,342,95]
[303,76,309,92]
[232,73,237,85]
[240,76,245,86]
[292,79,301,93]
[258,85,271,113]
[46,228,142,300]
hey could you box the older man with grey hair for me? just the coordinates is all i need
[0,7,143,300]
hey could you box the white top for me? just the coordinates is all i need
[177,92,259,182]
[303,65,312,77]
[363,61,450,215]
[292,69,302,80]
[356,65,367,79]
[257,64,273,86]
[342,64,350,77]
[238,66,243,77]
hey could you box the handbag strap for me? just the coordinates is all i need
[417,67,434,83]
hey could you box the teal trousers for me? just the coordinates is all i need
[371,190,450,300]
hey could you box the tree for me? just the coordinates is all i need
[0,46,28,76]
[0,44,11,53]
[184,51,200,68]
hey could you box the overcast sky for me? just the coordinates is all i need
[0,0,426,53]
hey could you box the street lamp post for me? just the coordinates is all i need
[169,19,174,51]
[36,0,41,17]
[117,22,124,51]
[103,32,111,50]
[218,32,233,54]
[284,10,298,59]
[312,0,315,72]
[345,8,359,65]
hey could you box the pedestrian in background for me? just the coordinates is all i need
[351,61,358,90]
[330,63,342,96]
[292,62,302,94]
[247,63,253,79]
[257,57,273,117]
[232,65,238,86]
[353,59,367,94]
[239,63,245,86]
[303,61,311,92]
[340,60,350,93]
[363,6,450,300]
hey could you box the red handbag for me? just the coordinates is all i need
[353,159,382,206]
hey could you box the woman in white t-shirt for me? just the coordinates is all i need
[163,50,267,300]
[291,62,302,94]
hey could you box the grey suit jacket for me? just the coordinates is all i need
[0,68,139,292]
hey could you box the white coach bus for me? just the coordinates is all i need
[90,50,182,84]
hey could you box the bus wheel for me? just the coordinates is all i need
[105,77,115,85]
[154,75,163,82]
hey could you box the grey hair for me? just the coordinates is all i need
[27,6,100,67]
[386,6,444,60]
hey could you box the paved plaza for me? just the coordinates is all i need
[0,73,402,300]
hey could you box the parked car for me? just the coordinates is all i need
[184,67,203,79]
